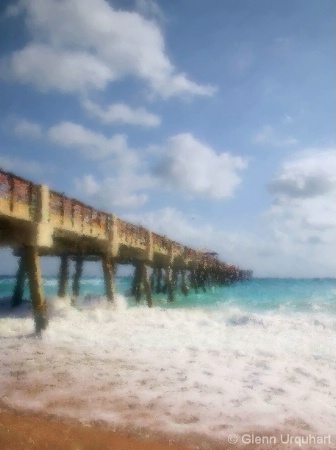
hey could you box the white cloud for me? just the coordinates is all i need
[2,117,43,139]
[82,100,161,127]
[155,133,247,199]
[0,154,46,177]
[266,148,336,248]
[269,149,335,199]
[135,0,166,22]
[254,125,298,147]
[9,44,112,94]
[48,121,131,161]
[3,0,214,98]
[74,173,153,210]
[12,118,42,139]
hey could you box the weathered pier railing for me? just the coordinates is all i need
[0,168,252,332]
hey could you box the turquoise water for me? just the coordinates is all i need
[1,275,335,315]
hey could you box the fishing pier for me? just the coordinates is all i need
[0,168,251,333]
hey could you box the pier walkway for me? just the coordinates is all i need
[0,168,251,332]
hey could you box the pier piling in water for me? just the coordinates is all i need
[102,255,115,303]
[142,263,152,308]
[180,269,189,296]
[155,267,163,294]
[25,246,48,333]
[72,257,83,303]
[58,255,69,298]
[165,267,174,302]
[12,254,26,308]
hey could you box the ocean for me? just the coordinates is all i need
[1,275,335,447]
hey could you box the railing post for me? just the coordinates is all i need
[147,231,153,262]
[168,242,175,266]
[108,215,119,257]
[9,174,15,212]
[33,185,53,248]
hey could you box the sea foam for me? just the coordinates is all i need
[1,293,335,445]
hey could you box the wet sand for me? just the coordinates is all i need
[0,408,190,450]
[1,406,334,449]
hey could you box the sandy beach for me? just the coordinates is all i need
[0,407,193,450]
[1,404,335,450]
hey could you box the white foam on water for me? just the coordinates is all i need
[1,295,335,443]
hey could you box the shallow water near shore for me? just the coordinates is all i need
[1,276,336,447]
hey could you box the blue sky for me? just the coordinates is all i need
[0,0,335,277]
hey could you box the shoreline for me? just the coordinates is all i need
[0,406,191,450]
[1,405,335,450]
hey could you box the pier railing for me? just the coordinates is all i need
[0,168,221,266]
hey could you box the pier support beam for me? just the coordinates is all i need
[12,254,26,308]
[132,262,142,303]
[155,267,163,294]
[172,269,178,290]
[131,261,152,307]
[72,257,83,304]
[180,269,189,296]
[25,246,48,333]
[165,267,174,302]
[142,263,152,308]
[197,269,206,293]
[58,255,69,298]
[190,269,198,293]
[102,255,115,303]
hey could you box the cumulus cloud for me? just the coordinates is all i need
[254,125,298,147]
[3,0,214,98]
[266,148,336,246]
[48,122,132,161]
[2,117,43,139]
[155,133,247,199]
[8,44,112,94]
[12,118,43,139]
[74,173,153,210]
[0,154,47,177]
[82,100,161,127]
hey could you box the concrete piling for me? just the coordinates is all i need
[102,255,115,302]
[155,267,163,294]
[12,254,26,308]
[132,262,142,303]
[165,267,174,302]
[180,269,189,296]
[172,269,178,290]
[142,263,153,308]
[190,269,198,293]
[58,255,69,298]
[25,246,48,334]
[72,257,83,303]
[131,261,153,307]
